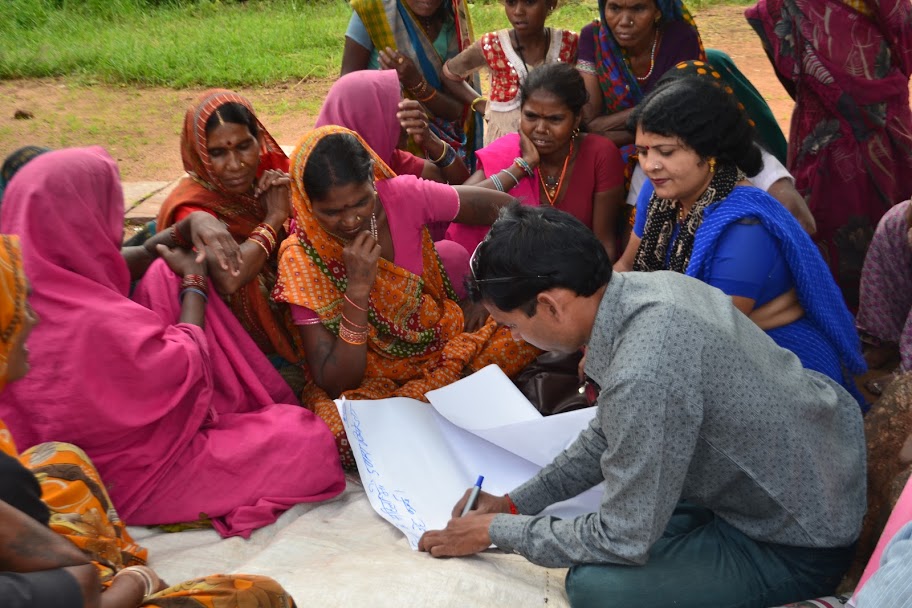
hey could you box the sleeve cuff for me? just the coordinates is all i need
[489,513,533,553]
[507,478,555,515]
[576,60,596,75]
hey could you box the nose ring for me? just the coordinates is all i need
[627,19,634,25]
[355,215,362,222]
[653,164,660,170]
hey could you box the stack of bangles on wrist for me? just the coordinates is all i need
[113,566,157,600]
[427,143,457,168]
[490,168,520,192]
[409,79,437,103]
[513,157,534,178]
[170,224,191,248]
[180,273,208,303]
[340,294,369,345]
[248,222,278,257]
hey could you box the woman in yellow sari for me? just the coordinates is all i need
[273,127,539,468]
[0,234,295,608]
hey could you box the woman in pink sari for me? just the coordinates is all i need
[316,69,470,185]
[0,147,345,538]
[747,0,912,309]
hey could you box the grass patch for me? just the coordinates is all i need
[0,0,351,87]
[0,0,746,87]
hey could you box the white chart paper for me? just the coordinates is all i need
[340,365,602,549]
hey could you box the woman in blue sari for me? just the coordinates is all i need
[617,75,866,408]
[341,0,482,166]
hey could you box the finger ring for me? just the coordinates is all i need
[398,57,404,64]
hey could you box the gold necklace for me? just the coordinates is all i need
[538,140,574,205]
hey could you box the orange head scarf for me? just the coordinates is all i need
[0,235,28,392]
[157,89,288,232]
[273,126,465,360]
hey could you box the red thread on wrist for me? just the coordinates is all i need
[506,494,519,515]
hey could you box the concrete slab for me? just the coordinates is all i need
[122,181,169,206]
[123,179,180,220]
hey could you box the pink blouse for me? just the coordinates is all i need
[291,175,460,325]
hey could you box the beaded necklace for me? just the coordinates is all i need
[538,139,574,205]
[630,31,660,83]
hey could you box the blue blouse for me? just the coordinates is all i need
[633,180,866,408]
[634,181,792,307]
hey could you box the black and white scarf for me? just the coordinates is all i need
[632,163,744,273]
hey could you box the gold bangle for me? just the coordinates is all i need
[339,323,368,345]
[251,225,276,251]
[415,88,437,103]
[409,79,429,96]
[470,96,487,112]
[256,222,278,242]
[247,236,270,257]
[429,143,449,164]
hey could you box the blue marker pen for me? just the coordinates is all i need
[460,475,485,517]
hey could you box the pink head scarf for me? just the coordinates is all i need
[0,147,344,535]
[315,70,402,165]
[0,147,213,515]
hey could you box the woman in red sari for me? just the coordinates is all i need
[747,0,912,308]
[157,89,302,365]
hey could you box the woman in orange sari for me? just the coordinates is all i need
[157,89,302,367]
[273,126,539,468]
[0,234,295,608]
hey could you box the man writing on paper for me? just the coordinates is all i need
[418,204,866,608]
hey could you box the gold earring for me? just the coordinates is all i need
[708,158,716,173]
[572,127,580,138]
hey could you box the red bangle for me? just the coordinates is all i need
[505,494,519,515]
[248,231,274,257]
[171,224,191,248]
[341,312,368,330]
[180,274,208,295]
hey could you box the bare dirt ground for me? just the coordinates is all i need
[0,5,790,182]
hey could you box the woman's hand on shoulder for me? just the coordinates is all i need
[184,211,242,276]
[156,244,207,278]
[519,129,540,168]
[256,169,292,224]
[342,232,381,298]
[379,47,422,89]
